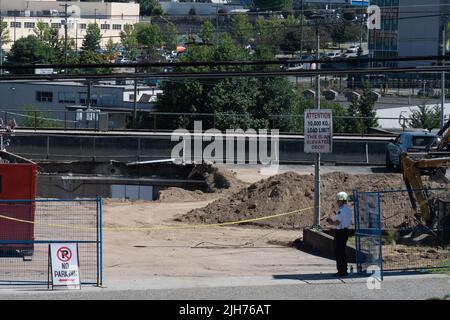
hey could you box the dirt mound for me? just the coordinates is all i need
[158,164,248,202]
[181,171,445,229]
[158,188,210,202]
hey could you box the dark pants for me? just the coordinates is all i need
[333,229,349,274]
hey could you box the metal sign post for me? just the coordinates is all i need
[304,109,333,226]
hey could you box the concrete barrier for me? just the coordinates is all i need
[303,227,357,263]
[9,132,391,165]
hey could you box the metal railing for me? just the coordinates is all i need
[3,109,417,134]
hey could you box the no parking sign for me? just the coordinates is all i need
[49,243,81,290]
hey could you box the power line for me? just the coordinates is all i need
[1,54,449,71]
[1,65,450,82]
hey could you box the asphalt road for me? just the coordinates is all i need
[0,274,448,300]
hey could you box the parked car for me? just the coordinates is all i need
[143,78,161,87]
[386,131,437,169]
[325,51,341,59]
[418,87,435,97]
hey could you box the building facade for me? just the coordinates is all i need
[369,0,450,66]
[0,0,140,50]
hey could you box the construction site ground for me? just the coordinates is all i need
[0,164,448,299]
[102,165,449,290]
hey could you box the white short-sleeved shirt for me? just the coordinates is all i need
[333,204,353,229]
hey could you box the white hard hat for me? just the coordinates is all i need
[336,192,349,201]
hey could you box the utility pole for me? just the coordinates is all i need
[309,13,323,227]
[133,67,138,128]
[60,2,69,73]
[299,0,304,56]
[214,4,220,46]
[0,13,3,76]
[314,23,321,227]
[442,21,446,127]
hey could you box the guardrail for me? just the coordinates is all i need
[2,110,412,135]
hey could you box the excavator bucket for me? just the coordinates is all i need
[429,168,449,184]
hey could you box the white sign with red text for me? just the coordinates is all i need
[304,109,333,153]
[50,243,81,289]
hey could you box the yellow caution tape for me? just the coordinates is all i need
[0,206,313,232]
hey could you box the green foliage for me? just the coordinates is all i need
[136,22,161,60]
[230,14,252,46]
[78,24,108,71]
[104,39,120,60]
[162,23,177,51]
[0,18,10,45]
[330,20,363,44]
[200,20,215,45]
[19,105,63,128]
[408,103,441,129]
[254,17,283,56]
[7,36,57,73]
[120,24,138,60]
[344,84,378,133]
[253,0,293,12]
[157,35,309,132]
[81,24,102,53]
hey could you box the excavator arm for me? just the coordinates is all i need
[400,154,450,223]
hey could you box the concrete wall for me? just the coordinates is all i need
[303,228,357,263]
[8,133,391,165]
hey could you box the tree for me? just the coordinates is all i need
[344,84,378,133]
[0,17,10,46]
[254,17,283,56]
[330,20,362,44]
[79,23,108,70]
[81,24,102,53]
[408,103,441,129]
[120,24,138,61]
[358,85,378,133]
[136,22,161,60]
[19,105,62,128]
[105,39,119,61]
[200,20,215,45]
[253,0,293,12]
[7,36,56,73]
[162,23,177,51]
[230,14,252,46]
[156,37,305,132]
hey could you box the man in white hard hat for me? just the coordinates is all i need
[326,191,353,277]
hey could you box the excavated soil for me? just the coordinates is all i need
[180,171,448,229]
[158,165,248,202]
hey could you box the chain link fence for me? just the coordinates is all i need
[354,188,450,277]
[0,199,102,286]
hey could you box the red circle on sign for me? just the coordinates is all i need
[57,247,72,262]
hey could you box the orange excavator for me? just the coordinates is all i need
[400,118,450,234]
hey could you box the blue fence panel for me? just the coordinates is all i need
[0,198,102,286]
[354,191,383,279]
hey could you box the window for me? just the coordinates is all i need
[24,22,35,29]
[36,91,53,103]
[58,92,76,104]
[10,22,21,28]
[112,24,122,30]
[100,24,110,30]
[51,23,61,29]
[79,24,87,30]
